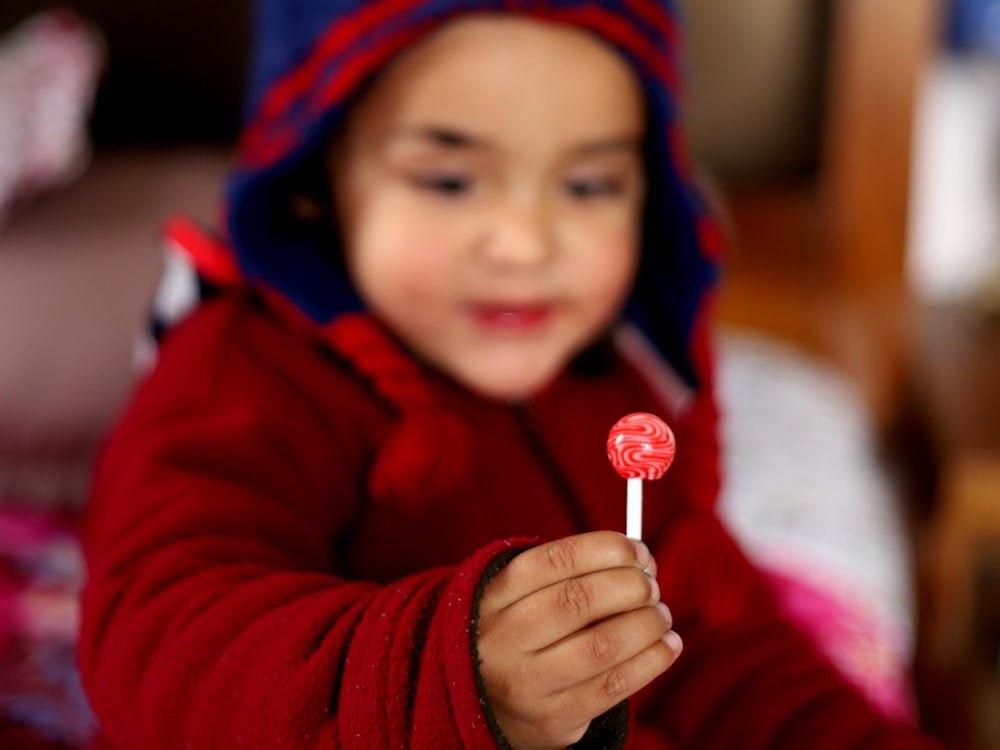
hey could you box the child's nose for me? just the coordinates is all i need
[480,200,554,267]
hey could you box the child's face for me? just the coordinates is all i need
[330,15,646,400]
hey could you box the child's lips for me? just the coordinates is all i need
[469,302,553,331]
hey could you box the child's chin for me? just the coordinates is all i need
[456,366,557,403]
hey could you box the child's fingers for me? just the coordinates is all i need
[488,623,683,750]
[533,603,675,695]
[476,530,664,745]
[484,564,658,653]
[483,530,649,613]
[549,626,682,729]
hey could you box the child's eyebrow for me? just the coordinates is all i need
[572,136,644,156]
[388,127,642,156]
[389,126,489,150]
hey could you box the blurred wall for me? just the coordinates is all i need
[679,0,830,179]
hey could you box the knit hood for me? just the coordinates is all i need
[224,0,721,390]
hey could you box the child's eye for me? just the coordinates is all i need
[410,174,474,195]
[565,178,623,198]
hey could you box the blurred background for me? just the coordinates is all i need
[0,0,997,748]
[681,2,1000,748]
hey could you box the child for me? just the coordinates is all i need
[78,2,943,748]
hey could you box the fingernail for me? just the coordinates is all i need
[656,602,672,628]
[648,576,660,603]
[663,630,683,653]
[632,540,650,566]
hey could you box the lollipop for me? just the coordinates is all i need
[606,412,676,539]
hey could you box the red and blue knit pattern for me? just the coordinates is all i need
[238,0,681,169]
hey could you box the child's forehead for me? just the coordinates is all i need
[370,13,636,95]
[343,13,644,138]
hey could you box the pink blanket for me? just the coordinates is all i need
[0,504,94,748]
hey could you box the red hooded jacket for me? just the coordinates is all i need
[79,279,940,749]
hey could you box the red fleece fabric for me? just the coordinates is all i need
[78,294,942,749]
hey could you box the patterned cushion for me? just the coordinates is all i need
[717,330,917,722]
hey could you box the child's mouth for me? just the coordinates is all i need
[470,303,553,332]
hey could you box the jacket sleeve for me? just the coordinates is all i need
[77,303,511,750]
[635,508,943,750]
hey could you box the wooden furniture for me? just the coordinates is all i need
[711,0,944,431]
[911,304,1000,658]
[904,303,1000,750]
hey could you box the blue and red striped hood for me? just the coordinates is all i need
[224,0,721,389]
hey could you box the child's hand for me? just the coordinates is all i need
[477,531,682,750]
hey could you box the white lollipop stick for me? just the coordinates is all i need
[626,477,643,540]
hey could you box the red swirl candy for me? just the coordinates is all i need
[606,412,676,480]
